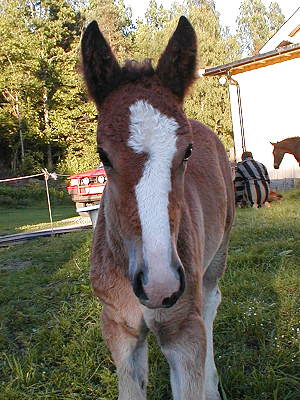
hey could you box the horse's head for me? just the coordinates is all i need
[82,17,197,309]
[270,141,285,169]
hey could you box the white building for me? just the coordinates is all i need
[203,8,300,185]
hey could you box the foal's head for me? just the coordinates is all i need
[82,17,197,309]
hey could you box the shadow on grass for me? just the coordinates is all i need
[1,191,299,399]
[0,231,172,400]
[0,232,99,399]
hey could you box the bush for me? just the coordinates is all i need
[20,151,44,174]
[58,142,99,175]
[0,180,72,208]
[0,195,17,207]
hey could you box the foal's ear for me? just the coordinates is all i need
[81,21,121,105]
[156,16,197,101]
[270,142,275,146]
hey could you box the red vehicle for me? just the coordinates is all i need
[66,165,107,212]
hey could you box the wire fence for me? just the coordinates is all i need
[0,169,91,237]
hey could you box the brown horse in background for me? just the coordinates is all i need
[271,137,300,169]
[81,16,235,400]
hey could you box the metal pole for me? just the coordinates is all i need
[229,76,246,153]
[43,169,54,234]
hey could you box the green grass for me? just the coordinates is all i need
[0,189,300,399]
[216,189,300,400]
[0,205,78,236]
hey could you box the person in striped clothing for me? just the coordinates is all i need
[234,151,271,208]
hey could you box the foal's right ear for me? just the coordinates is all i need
[81,21,121,105]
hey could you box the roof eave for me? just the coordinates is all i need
[203,43,300,77]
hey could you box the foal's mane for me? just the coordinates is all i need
[121,59,155,82]
[82,58,156,104]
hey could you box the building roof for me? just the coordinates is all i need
[203,43,300,77]
[203,7,300,77]
[260,7,300,53]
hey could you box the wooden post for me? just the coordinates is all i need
[42,169,54,234]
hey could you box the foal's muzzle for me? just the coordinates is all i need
[132,264,185,309]
[127,239,186,309]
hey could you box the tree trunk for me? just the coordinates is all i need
[47,144,53,170]
[11,145,19,172]
[43,87,53,170]
[15,96,25,164]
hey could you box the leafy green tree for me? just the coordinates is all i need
[0,0,246,175]
[0,0,36,172]
[268,2,285,34]
[87,0,133,61]
[0,0,84,173]
[131,1,184,64]
[145,0,170,29]
[237,0,285,55]
[25,0,84,169]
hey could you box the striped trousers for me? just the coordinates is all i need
[235,176,270,207]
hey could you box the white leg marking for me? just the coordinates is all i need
[128,100,178,272]
[162,345,205,400]
[117,340,148,400]
[204,286,222,400]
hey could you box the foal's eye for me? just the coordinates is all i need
[97,147,112,168]
[183,144,193,162]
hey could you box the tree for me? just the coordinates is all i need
[237,0,285,55]
[26,0,84,169]
[0,0,244,175]
[87,0,133,61]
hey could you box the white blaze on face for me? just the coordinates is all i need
[128,100,178,269]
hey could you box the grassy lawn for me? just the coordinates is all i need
[0,205,78,236]
[0,189,299,399]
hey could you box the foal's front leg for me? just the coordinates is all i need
[153,312,206,400]
[101,302,148,400]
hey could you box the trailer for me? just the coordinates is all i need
[66,165,107,228]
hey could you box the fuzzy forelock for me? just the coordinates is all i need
[121,59,155,82]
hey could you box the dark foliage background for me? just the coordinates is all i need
[0,0,285,176]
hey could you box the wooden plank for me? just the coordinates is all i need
[203,44,300,77]
[289,24,300,37]
[230,49,300,75]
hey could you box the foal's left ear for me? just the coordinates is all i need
[156,16,197,101]
[81,21,121,105]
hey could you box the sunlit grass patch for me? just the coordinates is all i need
[18,215,91,233]
[0,188,300,399]
[0,205,78,236]
[216,189,300,400]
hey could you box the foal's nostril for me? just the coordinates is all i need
[178,265,185,292]
[161,265,186,308]
[162,292,179,308]
[132,271,148,301]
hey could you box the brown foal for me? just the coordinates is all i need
[81,16,235,400]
